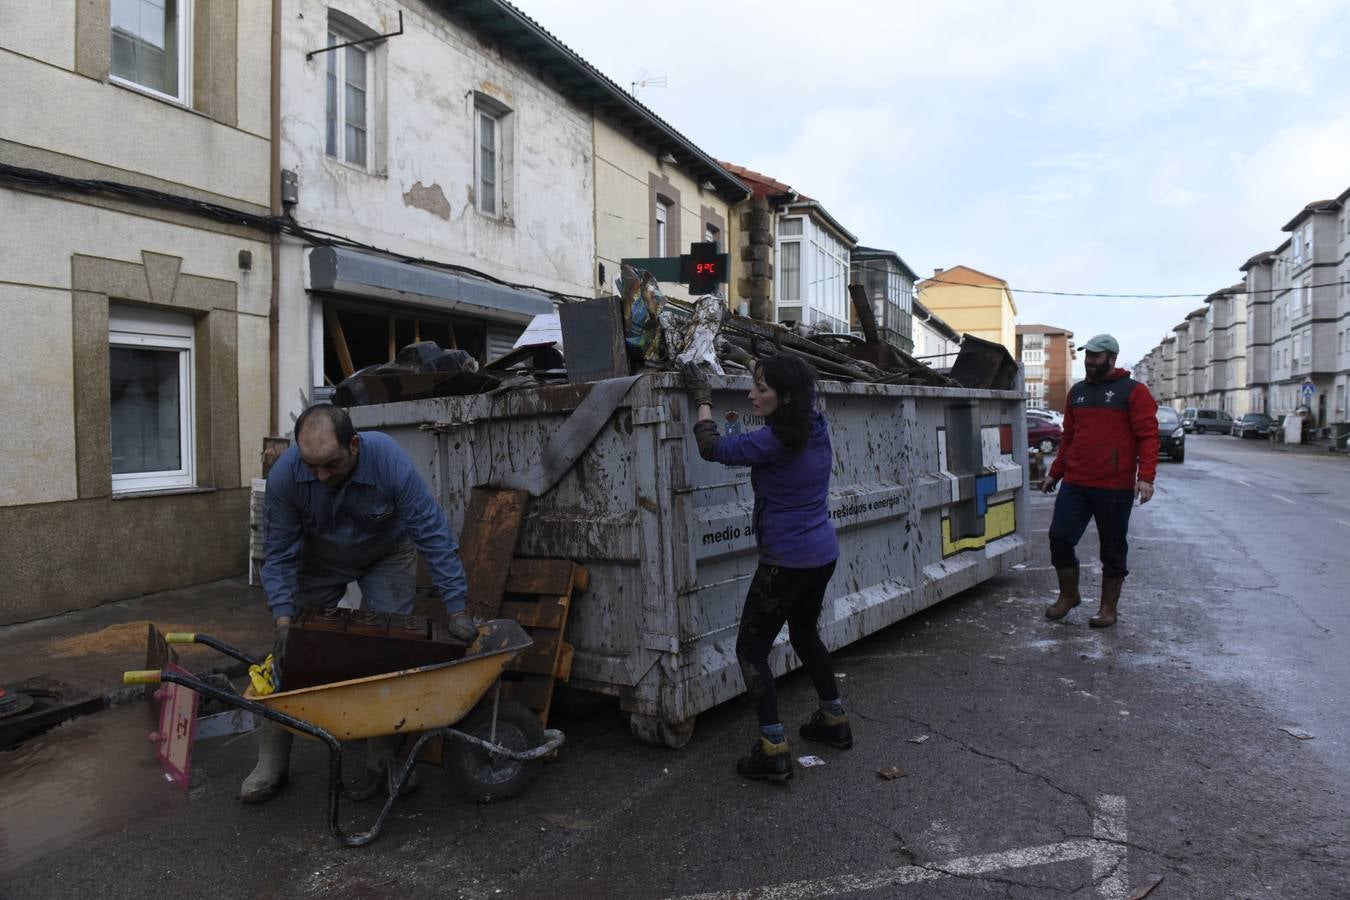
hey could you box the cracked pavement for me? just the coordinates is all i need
[3,435,1348,898]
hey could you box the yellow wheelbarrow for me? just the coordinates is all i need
[124,618,563,846]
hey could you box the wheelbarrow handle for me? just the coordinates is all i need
[442,726,566,762]
[163,632,262,667]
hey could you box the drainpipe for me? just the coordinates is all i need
[268,0,282,435]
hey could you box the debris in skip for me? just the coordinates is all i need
[327,263,1017,409]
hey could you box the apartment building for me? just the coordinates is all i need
[1206,284,1248,417]
[1141,185,1350,436]
[1015,323,1075,411]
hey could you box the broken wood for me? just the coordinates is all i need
[496,557,586,726]
[458,487,531,620]
[324,302,356,379]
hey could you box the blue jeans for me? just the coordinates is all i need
[294,538,418,614]
[1048,482,1135,579]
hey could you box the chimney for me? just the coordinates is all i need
[934,267,945,276]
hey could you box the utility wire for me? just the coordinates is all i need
[0,162,597,305]
[919,274,1350,299]
[6,161,1343,303]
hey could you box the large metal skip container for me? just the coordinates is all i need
[351,372,1030,745]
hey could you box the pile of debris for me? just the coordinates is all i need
[333,264,1016,407]
[539,264,963,388]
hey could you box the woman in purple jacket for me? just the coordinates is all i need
[683,355,850,782]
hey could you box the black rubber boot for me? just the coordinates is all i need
[736,736,793,783]
[799,708,853,749]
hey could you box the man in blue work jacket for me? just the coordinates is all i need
[242,403,477,803]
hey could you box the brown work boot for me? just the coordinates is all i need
[1090,577,1123,628]
[1044,566,1082,620]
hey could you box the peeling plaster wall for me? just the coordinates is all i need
[592,117,732,304]
[276,0,597,423]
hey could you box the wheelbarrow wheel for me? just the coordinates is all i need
[444,698,545,803]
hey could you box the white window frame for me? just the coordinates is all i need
[475,106,502,217]
[109,0,192,105]
[777,217,804,304]
[109,306,196,494]
[326,29,370,169]
[654,198,671,257]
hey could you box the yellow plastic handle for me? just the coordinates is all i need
[164,632,196,644]
[123,670,163,685]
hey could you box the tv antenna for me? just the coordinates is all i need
[631,71,667,98]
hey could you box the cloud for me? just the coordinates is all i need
[507,0,1350,373]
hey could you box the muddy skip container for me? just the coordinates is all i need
[351,373,1029,746]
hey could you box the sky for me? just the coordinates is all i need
[511,0,1350,375]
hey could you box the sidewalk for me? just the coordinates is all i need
[0,576,274,709]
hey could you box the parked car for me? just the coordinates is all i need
[1181,407,1233,434]
[1027,408,1064,427]
[1157,406,1185,463]
[1231,412,1275,439]
[1028,416,1062,453]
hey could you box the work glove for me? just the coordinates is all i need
[720,343,756,373]
[680,361,713,409]
[270,620,290,686]
[446,609,479,644]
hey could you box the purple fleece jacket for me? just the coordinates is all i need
[693,412,839,568]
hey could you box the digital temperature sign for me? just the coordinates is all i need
[683,241,728,294]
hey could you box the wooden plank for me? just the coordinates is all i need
[324,302,355,379]
[505,559,580,596]
[498,597,567,630]
[459,487,530,620]
[510,649,563,676]
[555,642,574,682]
[848,283,881,345]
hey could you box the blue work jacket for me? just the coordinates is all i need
[261,431,468,619]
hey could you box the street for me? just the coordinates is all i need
[3,436,1349,899]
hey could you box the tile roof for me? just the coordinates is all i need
[1016,323,1073,336]
[917,264,1009,288]
[456,1,750,203]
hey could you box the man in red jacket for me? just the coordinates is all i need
[1040,334,1159,627]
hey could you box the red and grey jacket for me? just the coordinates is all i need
[1049,368,1159,489]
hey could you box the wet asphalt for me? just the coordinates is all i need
[2,435,1348,899]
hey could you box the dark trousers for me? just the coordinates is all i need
[735,561,839,727]
[1048,481,1135,579]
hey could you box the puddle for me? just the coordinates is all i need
[0,704,185,874]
